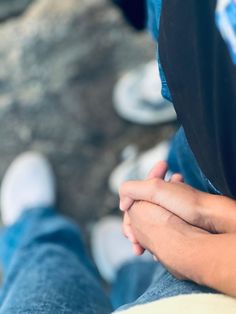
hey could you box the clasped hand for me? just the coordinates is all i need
[119,161,236,282]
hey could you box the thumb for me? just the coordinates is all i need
[147,160,168,180]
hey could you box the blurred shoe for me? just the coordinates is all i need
[0,152,56,225]
[113,60,177,125]
[109,140,171,194]
[91,216,151,283]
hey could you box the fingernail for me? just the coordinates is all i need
[119,201,125,211]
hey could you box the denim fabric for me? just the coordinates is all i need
[111,260,158,309]
[216,0,236,65]
[117,264,214,312]
[168,128,221,195]
[0,208,113,314]
[147,0,162,40]
[147,0,172,102]
[0,206,215,313]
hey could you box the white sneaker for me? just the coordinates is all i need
[113,60,177,125]
[0,152,56,225]
[109,140,171,195]
[91,216,151,283]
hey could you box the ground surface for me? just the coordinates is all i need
[0,0,176,234]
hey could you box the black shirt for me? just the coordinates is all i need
[159,0,236,198]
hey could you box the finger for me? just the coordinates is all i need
[148,160,168,180]
[170,173,184,183]
[119,161,168,212]
[119,178,165,211]
[122,213,133,239]
[123,213,145,256]
[123,212,139,243]
[120,178,189,212]
[119,195,134,212]
[133,243,145,256]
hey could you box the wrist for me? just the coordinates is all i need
[154,223,209,284]
[180,231,210,285]
[197,233,236,296]
[201,194,236,233]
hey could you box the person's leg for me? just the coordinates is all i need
[0,208,112,314]
[113,262,216,311]
[91,216,215,312]
[91,216,160,310]
[110,260,158,309]
[0,152,112,314]
[168,127,221,194]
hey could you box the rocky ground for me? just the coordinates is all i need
[0,0,176,234]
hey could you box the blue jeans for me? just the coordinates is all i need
[0,207,213,314]
[147,0,173,102]
[168,128,221,195]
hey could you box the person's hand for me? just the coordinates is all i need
[126,196,236,296]
[127,197,209,282]
[121,161,184,255]
[120,162,236,234]
[120,176,208,231]
[120,163,236,294]
[122,161,168,255]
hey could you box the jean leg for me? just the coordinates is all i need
[168,127,221,194]
[115,263,215,311]
[147,0,162,40]
[111,260,158,309]
[167,128,205,191]
[0,208,112,314]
